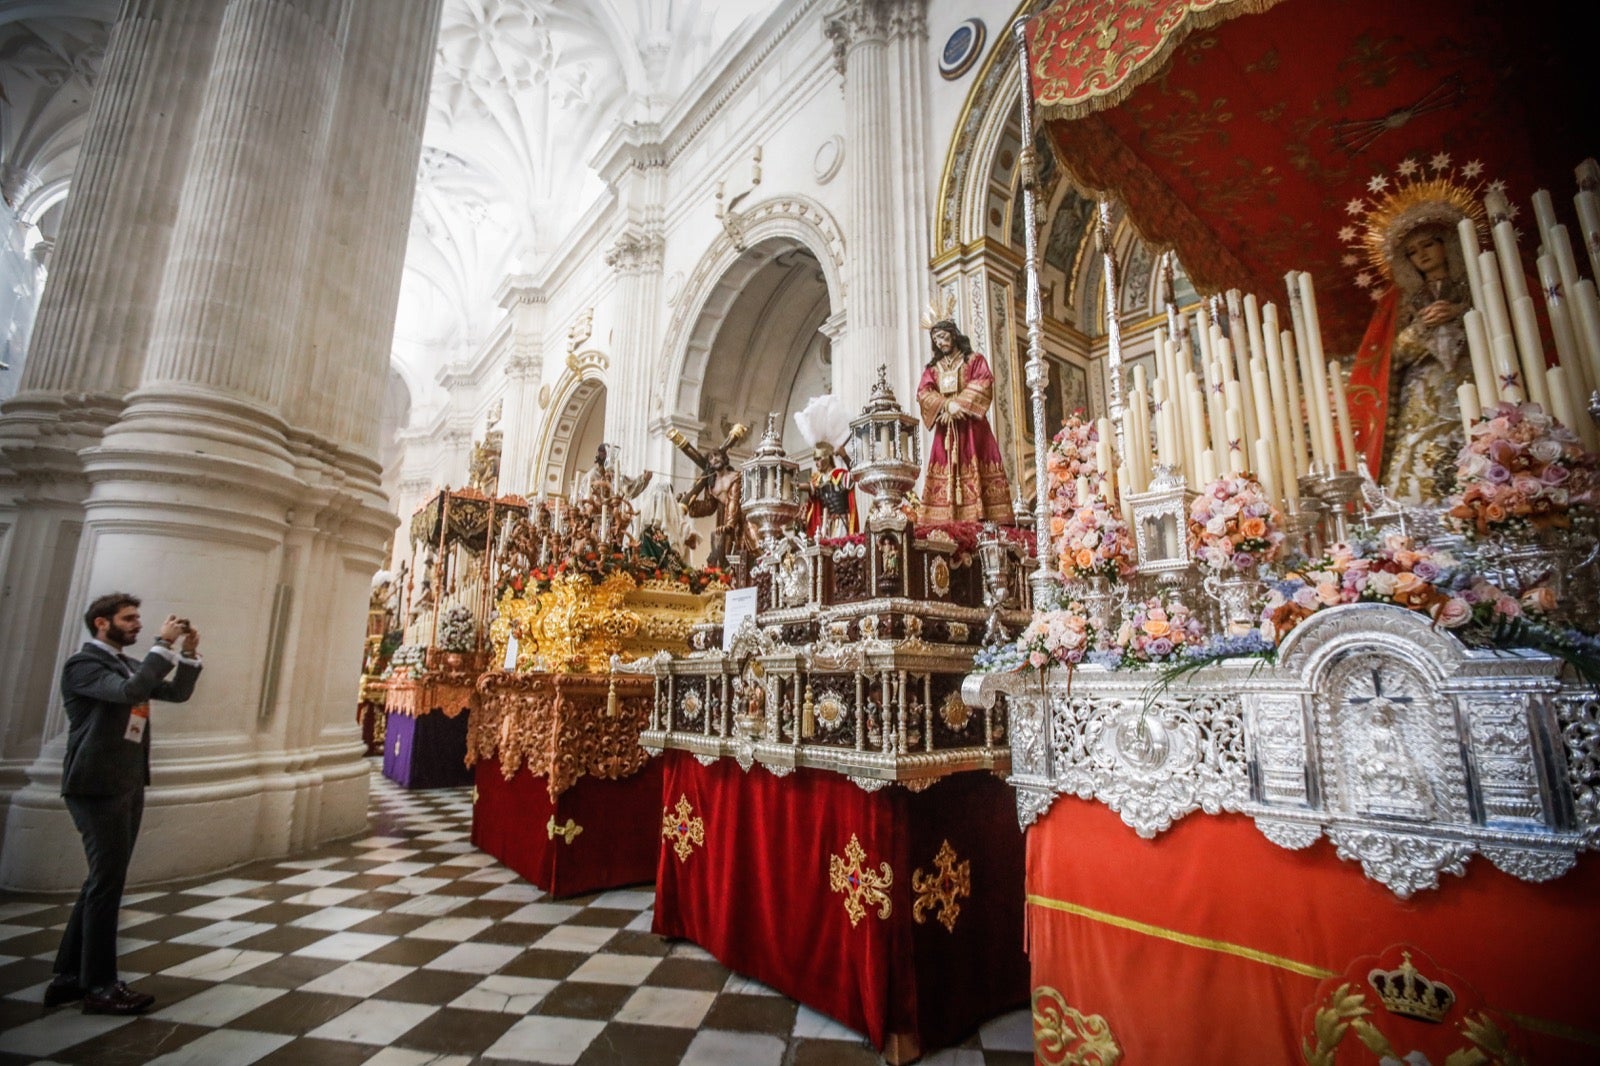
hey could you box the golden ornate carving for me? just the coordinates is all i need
[491,575,724,675]
[1302,981,1527,1066]
[546,816,583,844]
[662,794,705,862]
[911,839,971,933]
[829,834,893,928]
[469,672,654,793]
[1032,986,1122,1066]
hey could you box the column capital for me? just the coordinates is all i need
[823,0,926,75]
[605,226,665,274]
[592,121,668,187]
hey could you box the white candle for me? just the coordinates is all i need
[1538,253,1588,396]
[1462,310,1497,411]
[1278,329,1311,477]
[1096,439,1114,489]
[1200,448,1218,485]
[1486,195,1531,306]
[1329,361,1357,473]
[1478,250,1522,395]
[1532,189,1560,244]
[1254,439,1278,507]
[1076,475,1090,505]
[1457,217,1486,318]
[1549,225,1598,384]
[1120,404,1139,493]
[1205,359,1228,461]
[1249,358,1275,475]
[1511,294,1551,410]
[1297,272,1340,476]
[1185,375,1207,486]
[1547,365,1581,434]
[1571,279,1600,412]
[1575,160,1600,282]
[1224,408,1245,474]
[1261,319,1299,495]
[1226,336,1259,453]
[1456,382,1481,438]
[1195,306,1214,366]
[1116,462,1135,531]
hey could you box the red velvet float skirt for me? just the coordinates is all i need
[1025,797,1600,1064]
[652,750,1028,1057]
[471,756,663,899]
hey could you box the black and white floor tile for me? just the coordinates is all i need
[0,765,1033,1065]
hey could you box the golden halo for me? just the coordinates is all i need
[1337,157,1490,298]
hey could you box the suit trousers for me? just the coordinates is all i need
[54,789,145,989]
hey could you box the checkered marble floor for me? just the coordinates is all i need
[0,763,1032,1065]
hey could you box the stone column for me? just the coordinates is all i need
[495,278,547,496]
[0,0,225,841]
[0,0,442,890]
[597,124,667,475]
[824,0,929,410]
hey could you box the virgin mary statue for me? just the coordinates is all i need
[1345,160,1486,504]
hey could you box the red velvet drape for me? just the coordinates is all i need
[1026,797,1600,1063]
[472,756,662,898]
[652,752,1028,1054]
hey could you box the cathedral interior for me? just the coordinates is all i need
[0,0,1595,1062]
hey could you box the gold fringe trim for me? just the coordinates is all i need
[1029,0,1289,125]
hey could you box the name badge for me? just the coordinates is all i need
[124,704,150,743]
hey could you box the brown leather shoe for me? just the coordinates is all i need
[81,981,154,1015]
[43,975,83,1008]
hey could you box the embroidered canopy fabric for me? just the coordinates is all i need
[1026,0,1585,352]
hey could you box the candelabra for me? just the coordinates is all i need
[849,366,921,526]
[976,523,1013,644]
[739,412,801,550]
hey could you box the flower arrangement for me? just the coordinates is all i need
[437,605,476,652]
[1045,416,1101,517]
[1447,401,1599,538]
[1258,535,1508,643]
[382,643,427,680]
[1013,601,1099,672]
[1055,496,1136,582]
[1188,473,1285,575]
[1114,596,1207,665]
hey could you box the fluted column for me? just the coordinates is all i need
[0,0,443,890]
[496,280,547,496]
[0,0,225,843]
[825,0,929,409]
[596,124,668,475]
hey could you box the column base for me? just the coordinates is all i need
[0,748,369,892]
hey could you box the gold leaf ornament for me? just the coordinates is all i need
[1032,986,1121,1066]
[911,840,971,932]
[828,834,893,927]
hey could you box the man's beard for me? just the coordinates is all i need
[104,622,137,648]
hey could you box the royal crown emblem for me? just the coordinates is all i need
[1366,951,1456,1023]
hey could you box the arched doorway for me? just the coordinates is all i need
[534,351,608,498]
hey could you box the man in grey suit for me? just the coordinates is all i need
[46,592,202,1015]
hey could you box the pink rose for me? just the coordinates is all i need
[1434,597,1472,628]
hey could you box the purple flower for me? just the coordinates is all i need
[1540,464,1569,485]
[1232,551,1256,570]
[1148,637,1174,657]
[1485,463,1512,484]
[1412,560,1440,582]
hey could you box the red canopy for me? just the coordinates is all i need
[1026,0,1587,352]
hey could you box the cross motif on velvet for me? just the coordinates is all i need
[911,839,971,933]
[829,833,893,927]
[661,794,705,862]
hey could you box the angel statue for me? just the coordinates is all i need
[915,316,1015,525]
[793,393,857,538]
[1344,157,1487,505]
[668,423,751,571]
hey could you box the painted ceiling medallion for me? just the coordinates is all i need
[939,18,985,81]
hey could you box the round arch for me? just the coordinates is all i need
[532,349,608,497]
[654,195,846,431]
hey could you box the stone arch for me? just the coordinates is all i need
[654,195,846,430]
[533,349,608,497]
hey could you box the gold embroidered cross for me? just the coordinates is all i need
[546,816,583,844]
[911,839,971,932]
[829,833,893,927]
[662,794,705,862]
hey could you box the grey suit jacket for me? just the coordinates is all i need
[60,643,202,797]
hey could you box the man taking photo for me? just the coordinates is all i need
[47,592,202,1015]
